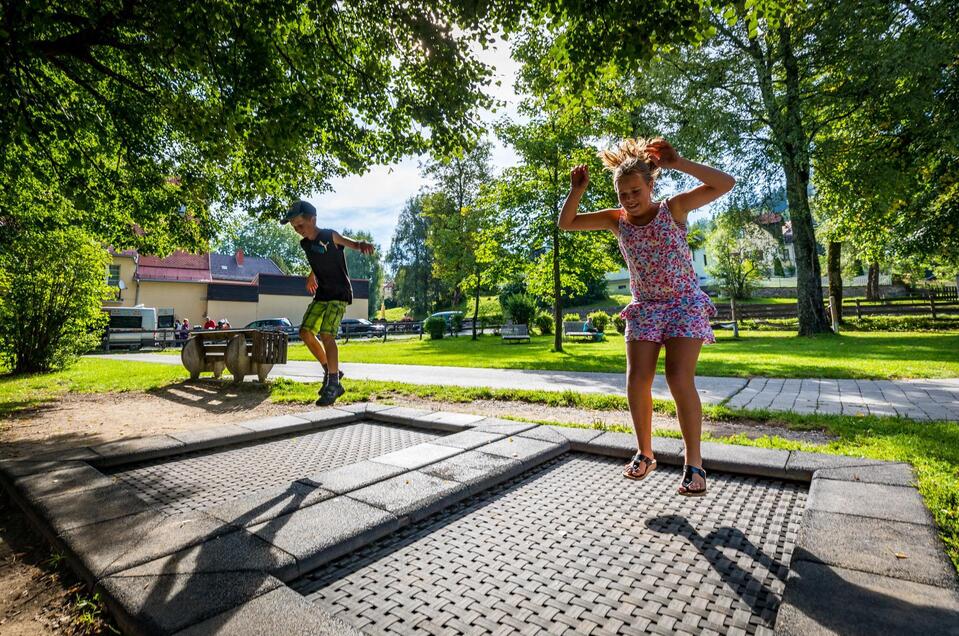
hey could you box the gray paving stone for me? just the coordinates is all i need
[205,482,335,528]
[348,470,468,522]
[700,441,790,479]
[477,435,567,470]
[469,417,539,435]
[420,450,525,495]
[15,463,116,500]
[61,510,234,580]
[290,408,357,427]
[580,431,637,458]
[806,478,934,526]
[432,430,506,450]
[793,510,956,588]
[784,451,883,481]
[335,402,393,414]
[167,424,260,450]
[90,435,185,465]
[815,462,916,487]
[33,446,100,462]
[0,458,72,479]
[236,414,314,435]
[174,586,361,636]
[298,460,405,495]
[537,425,604,449]
[31,483,153,533]
[98,570,282,635]
[247,496,399,575]
[516,425,570,445]
[111,528,297,580]
[370,442,463,470]
[775,560,959,636]
[370,406,436,426]
[421,411,487,427]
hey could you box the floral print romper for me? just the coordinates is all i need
[618,199,717,344]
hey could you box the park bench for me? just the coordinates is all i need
[181,329,288,383]
[501,323,531,343]
[563,321,604,342]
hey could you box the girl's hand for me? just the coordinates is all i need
[646,140,681,169]
[358,241,374,255]
[570,164,589,190]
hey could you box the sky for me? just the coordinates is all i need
[304,38,524,253]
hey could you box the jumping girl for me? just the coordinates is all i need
[558,138,735,496]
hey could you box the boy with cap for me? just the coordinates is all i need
[282,200,374,406]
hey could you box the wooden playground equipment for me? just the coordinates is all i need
[180,329,288,382]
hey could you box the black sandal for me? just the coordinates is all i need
[623,453,657,480]
[678,465,707,497]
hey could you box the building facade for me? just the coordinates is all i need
[104,249,369,326]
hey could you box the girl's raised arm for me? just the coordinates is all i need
[558,165,619,232]
[647,141,735,222]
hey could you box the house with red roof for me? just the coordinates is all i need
[104,249,369,327]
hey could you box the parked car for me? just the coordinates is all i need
[428,311,463,330]
[244,318,297,338]
[338,318,386,337]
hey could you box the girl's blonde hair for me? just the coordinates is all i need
[598,137,663,186]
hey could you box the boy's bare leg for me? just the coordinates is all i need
[625,340,661,459]
[299,329,328,365]
[664,337,705,489]
[319,333,338,376]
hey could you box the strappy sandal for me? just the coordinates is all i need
[678,465,707,497]
[623,452,657,480]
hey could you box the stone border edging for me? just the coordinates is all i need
[1,402,956,635]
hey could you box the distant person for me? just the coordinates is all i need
[220,318,231,330]
[559,137,735,497]
[179,318,191,340]
[281,199,374,406]
[203,315,216,330]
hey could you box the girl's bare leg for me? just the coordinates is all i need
[664,337,706,491]
[625,340,662,464]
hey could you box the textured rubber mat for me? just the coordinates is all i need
[107,421,442,515]
[295,454,806,636]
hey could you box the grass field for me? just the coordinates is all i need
[282,330,959,379]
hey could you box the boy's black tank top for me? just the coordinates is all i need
[301,229,353,303]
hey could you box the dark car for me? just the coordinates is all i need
[244,318,297,338]
[338,318,386,337]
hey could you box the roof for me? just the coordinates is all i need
[136,251,211,282]
[210,253,284,282]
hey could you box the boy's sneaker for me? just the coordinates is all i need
[316,381,345,406]
[320,369,345,391]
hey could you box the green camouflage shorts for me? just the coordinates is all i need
[301,300,347,336]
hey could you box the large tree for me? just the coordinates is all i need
[1,1,510,253]
[214,210,308,275]
[386,195,436,317]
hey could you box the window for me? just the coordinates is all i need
[106,264,121,287]
[702,253,708,267]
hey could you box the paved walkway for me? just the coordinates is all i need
[94,353,959,421]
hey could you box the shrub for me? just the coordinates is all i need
[587,311,610,332]
[563,313,581,322]
[423,316,446,339]
[534,311,553,335]
[502,293,538,326]
[450,312,464,332]
[0,228,111,373]
[612,314,626,334]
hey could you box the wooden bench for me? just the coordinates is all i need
[181,329,288,383]
[501,323,531,343]
[563,321,604,341]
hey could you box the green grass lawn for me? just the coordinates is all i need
[1,358,956,572]
[284,330,959,379]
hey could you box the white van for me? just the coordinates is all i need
[103,305,158,350]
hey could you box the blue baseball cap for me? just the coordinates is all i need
[280,199,316,224]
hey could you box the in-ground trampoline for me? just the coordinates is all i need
[1,404,955,635]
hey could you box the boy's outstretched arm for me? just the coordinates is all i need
[332,231,374,255]
[558,165,618,232]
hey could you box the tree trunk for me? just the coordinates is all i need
[866,261,880,300]
[827,241,843,322]
[472,272,480,341]
[777,23,832,336]
[552,224,563,352]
